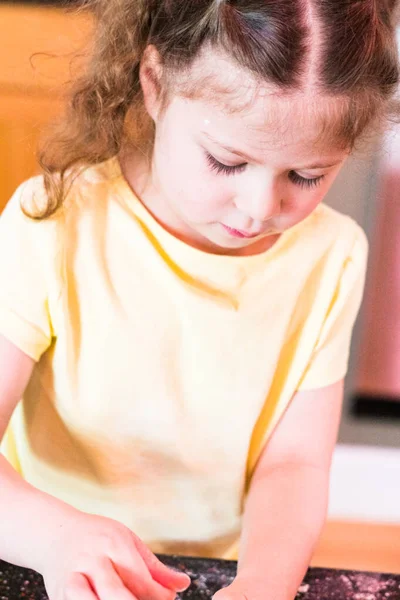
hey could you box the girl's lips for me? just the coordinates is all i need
[221,224,261,238]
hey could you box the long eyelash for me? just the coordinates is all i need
[205,152,325,189]
[205,152,246,176]
[289,171,325,189]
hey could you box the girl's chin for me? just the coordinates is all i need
[181,221,280,255]
[197,232,279,256]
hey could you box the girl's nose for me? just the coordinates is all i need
[235,181,281,222]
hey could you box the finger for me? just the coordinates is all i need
[63,572,99,600]
[86,557,139,600]
[110,552,177,600]
[212,589,237,600]
[133,536,191,592]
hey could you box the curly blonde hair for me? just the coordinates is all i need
[33,0,400,219]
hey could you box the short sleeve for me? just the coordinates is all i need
[0,179,56,361]
[297,226,369,391]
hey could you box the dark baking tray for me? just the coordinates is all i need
[1,554,400,599]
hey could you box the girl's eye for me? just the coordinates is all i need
[205,152,325,189]
[289,171,325,189]
[205,152,246,176]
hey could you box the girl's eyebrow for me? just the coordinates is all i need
[297,159,343,170]
[202,131,258,162]
[201,131,342,170]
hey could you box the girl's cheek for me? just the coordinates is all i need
[183,197,219,222]
[183,188,229,222]
[280,193,321,223]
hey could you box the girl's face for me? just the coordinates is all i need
[135,50,350,256]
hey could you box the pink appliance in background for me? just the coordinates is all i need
[354,122,400,408]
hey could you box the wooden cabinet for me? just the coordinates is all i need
[0,4,92,209]
[313,520,400,573]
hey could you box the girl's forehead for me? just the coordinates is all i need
[177,48,351,154]
[179,91,350,160]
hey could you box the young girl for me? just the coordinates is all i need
[0,0,399,599]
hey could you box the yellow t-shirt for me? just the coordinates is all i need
[0,157,368,560]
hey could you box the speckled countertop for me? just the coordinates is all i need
[1,554,400,600]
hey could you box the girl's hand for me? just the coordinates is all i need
[39,510,191,600]
[212,574,267,600]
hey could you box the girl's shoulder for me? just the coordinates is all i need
[308,202,368,259]
[0,158,121,272]
[5,157,120,228]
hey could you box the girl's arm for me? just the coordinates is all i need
[0,335,83,572]
[215,379,344,600]
[0,336,191,598]
[0,335,34,441]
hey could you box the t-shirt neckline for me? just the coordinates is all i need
[104,154,309,268]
